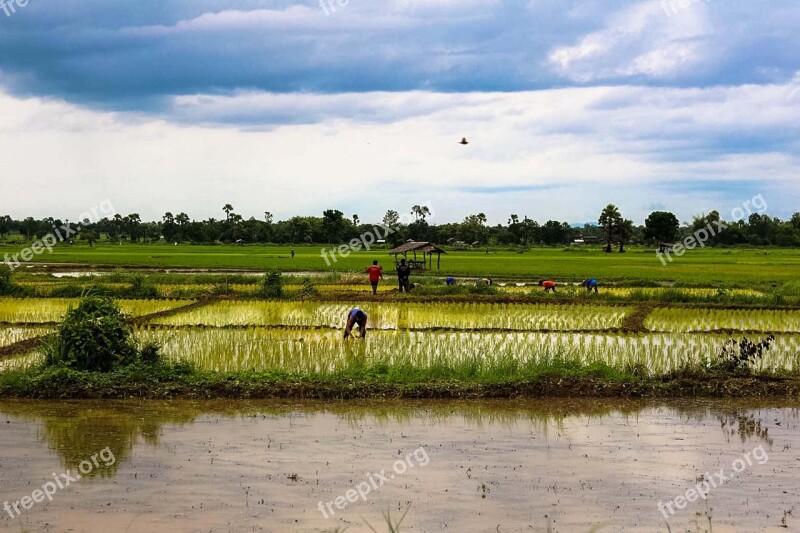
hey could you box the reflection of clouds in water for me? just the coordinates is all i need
[0,399,797,531]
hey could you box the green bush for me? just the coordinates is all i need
[43,296,160,372]
[260,269,283,298]
[0,264,14,295]
[50,283,113,298]
[294,277,319,299]
[127,274,158,298]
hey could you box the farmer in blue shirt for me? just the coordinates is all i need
[344,308,368,339]
[581,278,599,293]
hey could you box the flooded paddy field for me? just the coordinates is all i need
[1,399,799,532]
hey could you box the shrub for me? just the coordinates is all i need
[0,264,14,295]
[43,295,160,372]
[260,269,283,298]
[294,277,319,299]
[709,335,775,374]
[127,274,158,298]
[50,283,113,298]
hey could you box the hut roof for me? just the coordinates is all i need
[387,241,446,255]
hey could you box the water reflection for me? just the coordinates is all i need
[1,401,202,478]
[1,398,797,480]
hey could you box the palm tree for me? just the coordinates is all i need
[411,205,431,221]
[175,212,190,242]
[598,204,622,253]
[222,204,234,222]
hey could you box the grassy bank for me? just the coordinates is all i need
[2,359,800,400]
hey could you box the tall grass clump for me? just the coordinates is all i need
[43,295,161,372]
[127,274,158,298]
[0,264,21,296]
[260,269,283,298]
[294,277,320,299]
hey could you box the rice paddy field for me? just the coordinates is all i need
[2,260,800,533]
[0,298,194,324]
[5,243,800,285]
[150,301,630,330]
[2,292,799,377]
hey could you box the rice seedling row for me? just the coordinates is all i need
[0,298,195,324]
[646,307,800,333]
[131,327,800,375]
[150,301,632,331]
[0,326,53,348]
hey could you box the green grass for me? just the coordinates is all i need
[3,356,800,399]
[3,243,800,287]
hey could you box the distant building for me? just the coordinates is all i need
[572,235,599,245]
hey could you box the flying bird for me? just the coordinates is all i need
[459,137,469,145]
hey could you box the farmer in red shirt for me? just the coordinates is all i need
[365,260,383,295]
[539,280,556,293]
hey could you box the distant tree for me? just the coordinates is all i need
[223,204,234,221]
[691,211,724,247]
[162,212,178,242]
[411,205,431,221]
[598,204,622,253]
[264,211,273,224]
[175,213,190,242]
[0,215,12,239]
[508,214,523,244]
[747,213,779,245]
[21,217,37,240]
[407,219,430,241]
[352,214,360,226]
[322,209,347,244]
[616,219,635,252]
[124,214,142,242]
[83,231,99,247]
[539,220,571,245]
[791,213,800,231]
[644,211,679,244]
[459,213,488,243]
[520,217,539,245]
[382,210,400,228]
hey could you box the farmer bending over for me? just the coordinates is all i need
[581,278,598,293]
[344,308,368,339]
[539,280,556,293]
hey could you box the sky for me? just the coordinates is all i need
[0,0,798,226]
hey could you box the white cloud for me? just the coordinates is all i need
[548,0,713,82]
[1,80,798,225]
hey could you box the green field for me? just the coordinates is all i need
[3,242,800,399]
[3,243,800,286]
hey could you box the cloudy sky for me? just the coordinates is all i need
[1,0,798,225]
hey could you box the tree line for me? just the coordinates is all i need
[1,204,799,248]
